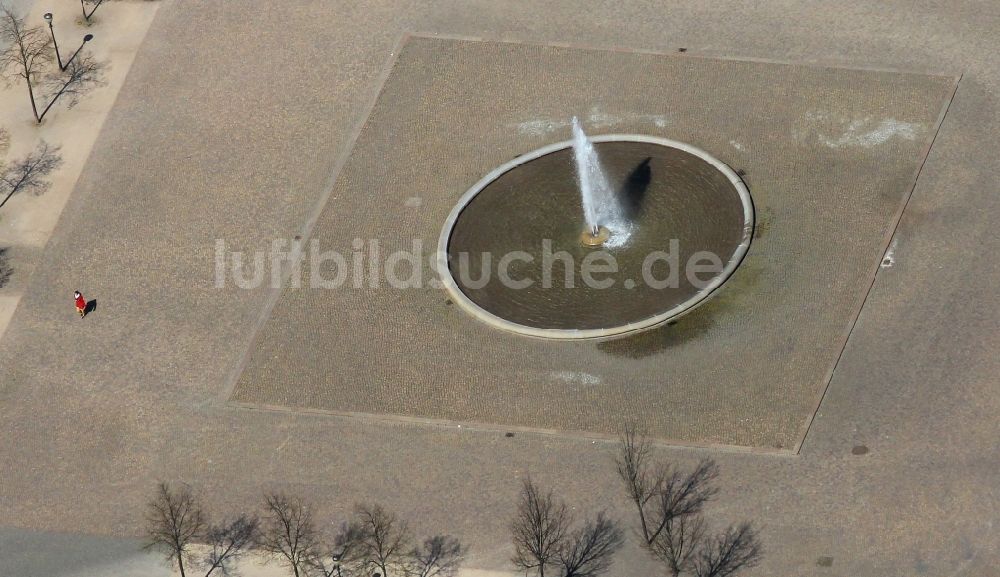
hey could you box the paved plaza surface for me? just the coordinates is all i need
[2,1,1000,576]
[232,37,954,452]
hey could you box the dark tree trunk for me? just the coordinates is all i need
[26,78,39,122]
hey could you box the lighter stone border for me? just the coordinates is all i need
[437,134,755,341]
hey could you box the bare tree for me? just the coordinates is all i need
[691,523,761,577]
[0,141,62,209]
[307,521,365,577]
[260,492,320,577]
[81,0,108,22]
[511,478,569,577]
[512,479,622,577]
[615,425,762,577]
[651,508,706,576]
[38,53,106,122]
[314,507,464,577]
[406,535,465,577]
[616,423,658,544]
[616,424,718,549]
[555,512,624,577]
[144,482,206,577]
[0,4,52,122]
[307,550,340,577]
[352,503,412,577]
[201,515,260,577]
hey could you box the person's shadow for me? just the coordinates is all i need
[84,299,97,316]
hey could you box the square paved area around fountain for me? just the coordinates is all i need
[230,37,955,451]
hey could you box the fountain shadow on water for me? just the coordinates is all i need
[619,156,652,220]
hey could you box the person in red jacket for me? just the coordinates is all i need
[74,291,86,318]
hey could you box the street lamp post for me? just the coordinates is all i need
[43,13,63,70]
[64,33,94,69]
[42,13,93,71]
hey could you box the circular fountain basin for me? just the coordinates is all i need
[438,135,754,341]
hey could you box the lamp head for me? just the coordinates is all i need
[44,12,53,21]
[83,34,93,42]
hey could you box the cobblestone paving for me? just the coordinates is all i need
[1,1,999,576]
[231,37,955,451]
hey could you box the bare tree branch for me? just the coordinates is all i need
[81,0,108,21]
[556,512,624,577]
[652,459,719,539]
[615,423,657,543]
[616,424,717,547]
[335,520,369,576]
[260,492,320,577]
[406,535,465,577]
[354,503,411,577]
[691,523,762,577]
[315,509,464,577]
[616,426,762,577]
[38,52,106,122]
[309,520,368,577]
[0,140,62,210]
[308,549,349,577]
[202,515,260,577]
[319,522,360,577]
[650,510,705,577]
[511,478,570,577]
[0,5,52,121]
[143,482,206,577]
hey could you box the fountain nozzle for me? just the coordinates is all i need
[580,225,611,247]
